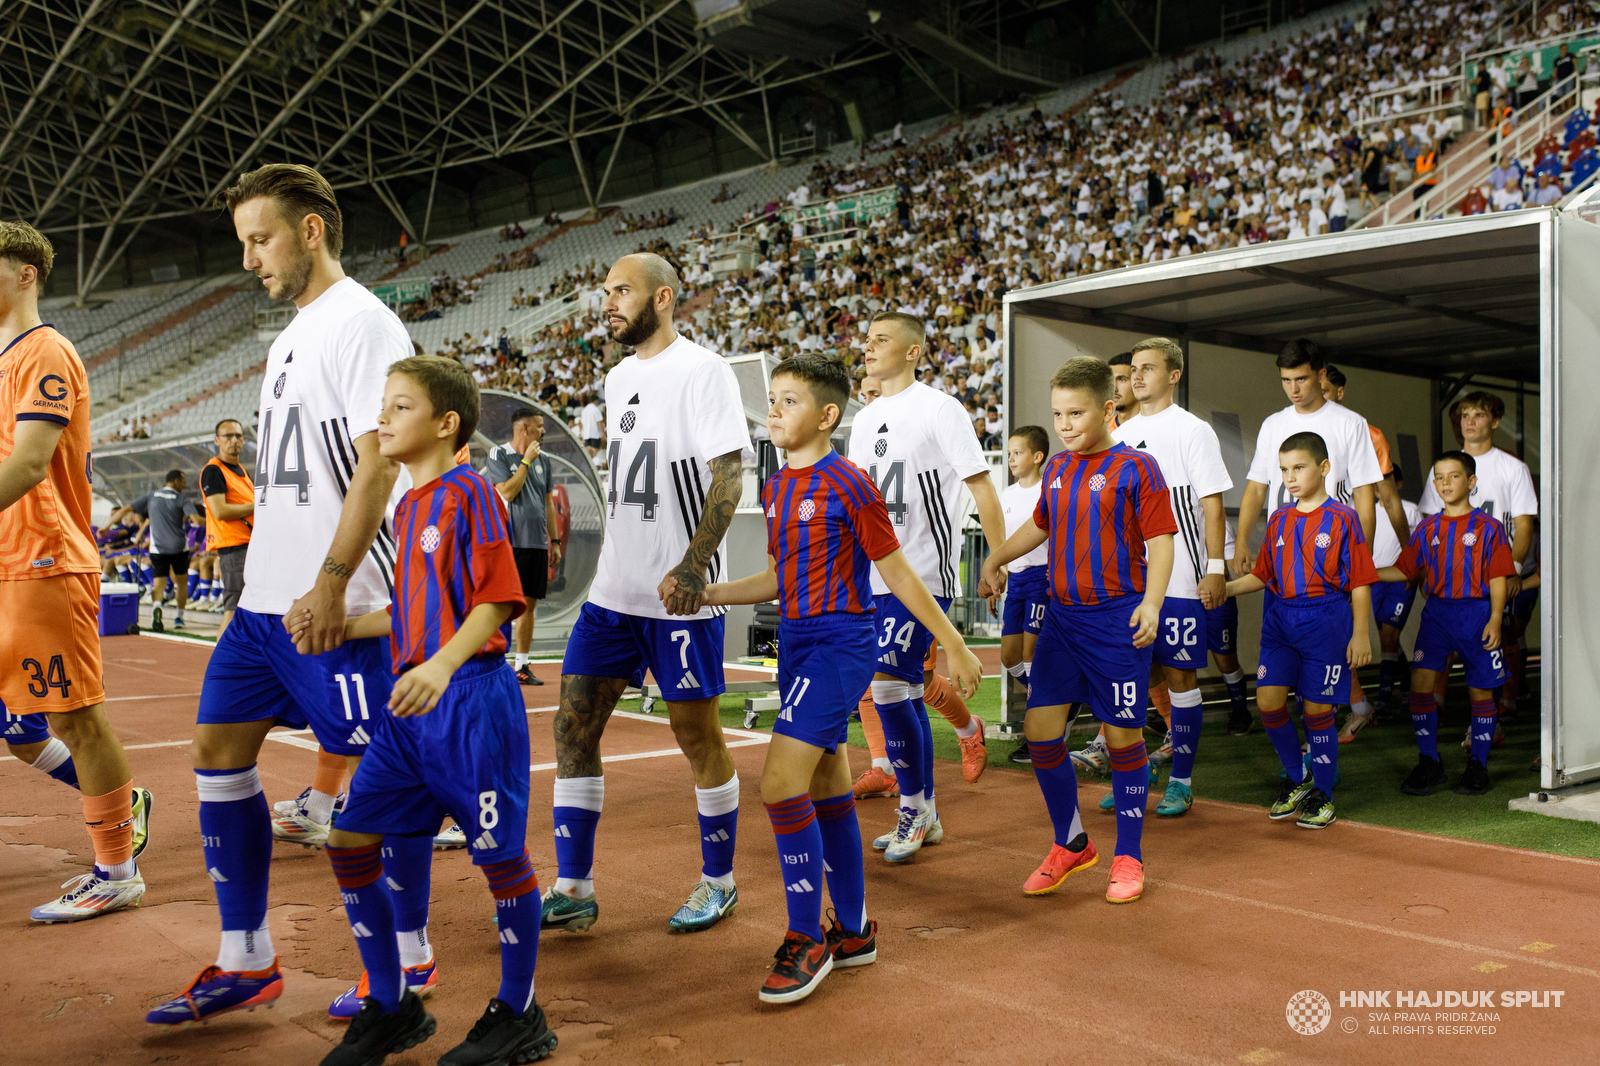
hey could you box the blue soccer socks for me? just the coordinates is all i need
[1168,688,1203,784]
[1108,741,1149,862]
[1469,698,1498,768]
[196,767,275,972]
[1410,691,1440,759]
[485,849,541,1012]
[33,737,79,790]
[328,842,403,1012]
[872,680,927,808]
[1222,669,1248,711]
[1028,736,1083,847]
[1260,705,1305,782]
[381,833,434,936]
[552,776,603,897]
[695,774,740,886]
[766,794,824,944]
[813,793,867,934]
[1303,708,1338,795]
[907,684,937,809]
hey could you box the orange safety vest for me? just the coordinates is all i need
[1416,150,1437,185]
[202,456,254,551]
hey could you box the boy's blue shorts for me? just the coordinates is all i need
[337,656,530,866]
[1154,596,1208,669]
[1205,597,1238,656]
[1001,566,1049,638]
[1029,595,1154,727]
[1414,597,1509,691]
[774,613,877,753]
[1258,595,1353,704]
[562,602,725,701]
[1371,579,1418,630]
[2,699,51,745]
[871,591,951,683]
[1508,585,1538,624]
[196,608,395,757]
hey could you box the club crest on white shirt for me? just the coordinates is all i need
[420,525,441,553]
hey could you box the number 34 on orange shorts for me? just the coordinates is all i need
[0,573,105,712]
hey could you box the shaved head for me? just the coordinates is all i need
[614,252,680,304]
[604,252,681,349]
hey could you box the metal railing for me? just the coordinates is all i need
[507,285,589,338]
[1355,77,1465,131]
[91,337,264,441]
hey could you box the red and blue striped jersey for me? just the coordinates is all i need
[390,465,527,670]
[764,450,899,618]
[1395,510,1516,599]
[1251,500,1379,598]
[1032,443,1178,605]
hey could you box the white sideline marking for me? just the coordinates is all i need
[530,736,770,773]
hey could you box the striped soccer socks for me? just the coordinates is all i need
[1028,736,1083,846]
[197,767,275,972]
[485,850,541,1012]
[695,775,740,888]
[1108,741,1149,861]
[1470,699,1498,768]
[1304,708,1338,795]
[1261,705,1305,782]
[1168,688,1204,785]
[328,843,403,1012]
[552,776,603,897]
[766,794,824,943]
[872,680,927,807]
[1410,691,1439,759]
[813,793,867,933]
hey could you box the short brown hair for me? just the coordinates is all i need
[1010,424,1049,457]
[1131,336,1184,375]
[870,310,926,348]
[0,220,54,283]
[772,354,851,433]
[1453,390,1506,424]
[388,355,479,449]
[223,163,344,258]
[1049,356,1114,403]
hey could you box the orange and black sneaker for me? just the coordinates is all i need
[758,930,834,1005]
[824,912,878,968]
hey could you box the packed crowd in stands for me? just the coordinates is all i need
[612,207,681,234]
[398,270,483,322]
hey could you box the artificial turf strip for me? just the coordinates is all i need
[681,681,1600,862]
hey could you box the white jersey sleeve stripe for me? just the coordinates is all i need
[1172,485,1205,584]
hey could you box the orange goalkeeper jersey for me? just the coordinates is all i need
[0,324,99,579]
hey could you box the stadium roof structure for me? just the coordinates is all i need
[1,0,1079,299]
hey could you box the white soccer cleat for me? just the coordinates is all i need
[923,813,944,846]
[31,868,146,923]
[432,823,468,850]
[270,807,330,848]
[1070,737,1109,776]
[881,806,935,864]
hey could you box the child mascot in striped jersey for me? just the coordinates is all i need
[291,356,556,1066]
[980,357,1176,904]
[696,354,982,1005]
[1225,431,1377,830]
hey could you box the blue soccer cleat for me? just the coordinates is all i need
[540,888,599,932]
[1155,779,1193,817]
[328,961,439,1019]
[145,962,284,1028]
[667,881,738,932]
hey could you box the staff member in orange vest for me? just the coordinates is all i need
[200,417,254,636]
[1413,147,1437,202]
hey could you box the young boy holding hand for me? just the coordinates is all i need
[295,356,556,1066]
[698,355,982,1005]
[1378,452,1514,797]
[1225,431,1377,830]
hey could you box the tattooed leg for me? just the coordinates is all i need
[554,675,629,778]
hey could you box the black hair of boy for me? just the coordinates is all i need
[1434,449,1477,477]
[1279,430,1329,466]
[389,355,481,448]
[771,354,851,433]
[1277,337,1325,371]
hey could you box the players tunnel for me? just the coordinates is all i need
[1002,205,1600,791]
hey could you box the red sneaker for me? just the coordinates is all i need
[824,913,878,967]
[1106,854,1144,904]
[957,716,988,784]
[851,766,899,799]
[758,931,833,1004]
[1022,838,1099,895]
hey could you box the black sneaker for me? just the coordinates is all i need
[1453,757,1492,796]
[1400,754,1447,796]
[1007,742,1032,765]
[515,665,544,686]
[438,998,557,1066]
[320,990,436,1066]
[151,605,164,633]
[1227,704,1253,735]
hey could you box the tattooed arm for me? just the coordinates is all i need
[658,449,744,616]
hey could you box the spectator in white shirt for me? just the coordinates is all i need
[1321,173,1349,232]
[1492,179,1525,211]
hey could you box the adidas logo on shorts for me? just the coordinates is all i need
[473,829,499,851]
[347,726,371,745]
[879,651,899,666]
[677,671,701,690]
[1171,648,1192,662]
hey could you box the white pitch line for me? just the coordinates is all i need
[530,735,770,773]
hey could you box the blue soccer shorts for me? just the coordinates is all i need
[1509,585,1538,624]
[337,657,530,866]
[562,602,725,701]
[1205,597,1238,657]
[871,591,952,683]
[1413,597,1508,691]
[2,699,51,745]
[1258,596,1353,704]
[774,613,877,753]
[1001,566,1049,638]
[196,607,395,757]
[1371,579,1418,631]
[1029,595,1155,728]
[1154,596,1208,670]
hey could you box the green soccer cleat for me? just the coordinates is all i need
[1295,789,1337,829]
[1269,776,1316,820]
[130,787,153,860]
[540,888,599,932]
[1154,779,1192,817]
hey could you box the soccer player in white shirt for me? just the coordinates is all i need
[1419,391,1537,724]
[547,254,754,936]
[995,426,1052,766]
[1101,338,1232,817]
[148,165,436,1036]
[848,312,1007,862]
